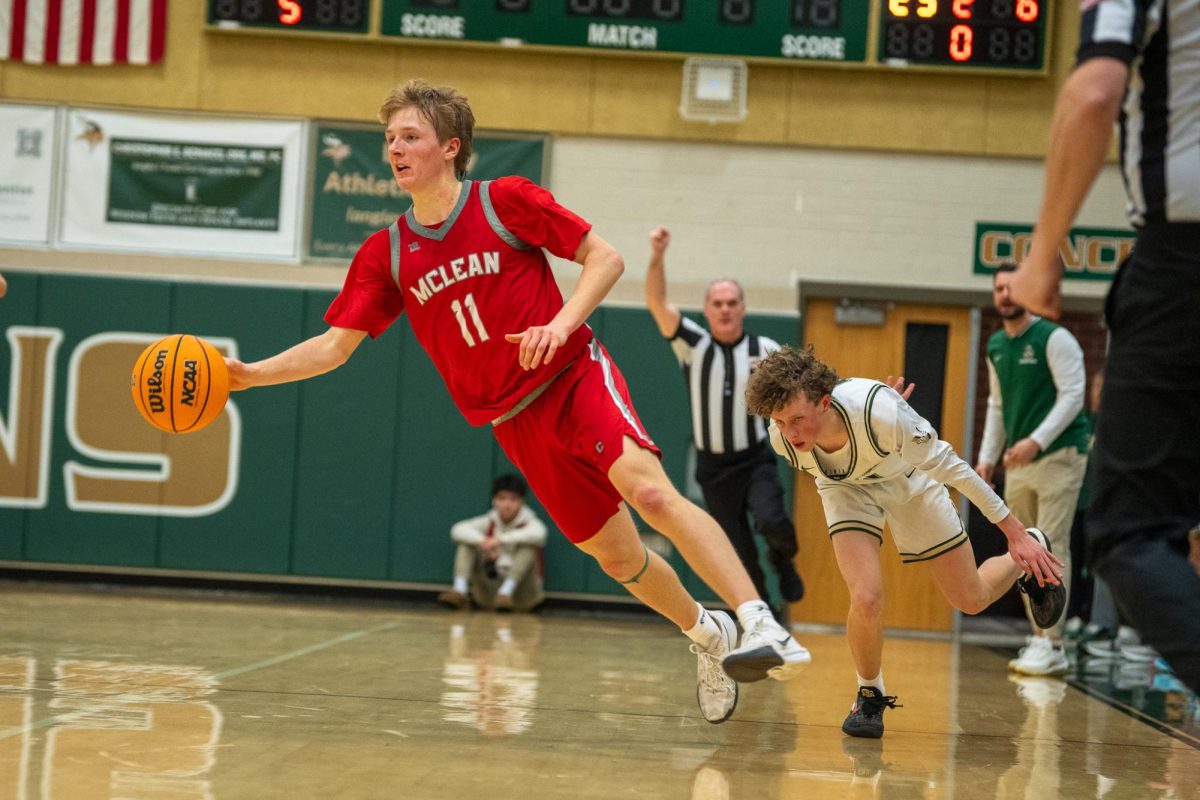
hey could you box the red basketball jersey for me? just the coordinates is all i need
[325,177,593,425]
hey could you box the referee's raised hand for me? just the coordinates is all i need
[649,226,670,258]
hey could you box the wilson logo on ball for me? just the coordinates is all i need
[131,335,229,434]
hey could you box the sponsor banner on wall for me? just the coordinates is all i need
[0,103,57,245]
[60,109,304,259]
[309,123,545,261]
[974,222,1136,281]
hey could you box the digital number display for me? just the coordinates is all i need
[878,0,1045,71]
[207,0,371,34]
[566,0,685,22]
[381,0,869,64]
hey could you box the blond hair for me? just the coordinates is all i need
[378,80,475,178]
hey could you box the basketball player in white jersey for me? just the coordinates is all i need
[744,345,1065,738]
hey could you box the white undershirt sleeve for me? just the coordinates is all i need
[978,360,1006,466]
[450,513,491,545]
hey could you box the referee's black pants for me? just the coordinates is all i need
[1086,222,1200,693]
[696,443,801,604]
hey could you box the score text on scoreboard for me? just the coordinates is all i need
[383,1,870,64]
[878,0,1046,71]
[207,0,371,34]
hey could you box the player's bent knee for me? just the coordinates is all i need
[948,591,989,615]
[627,482,677,521]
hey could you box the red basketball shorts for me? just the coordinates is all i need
[492,339,660,543]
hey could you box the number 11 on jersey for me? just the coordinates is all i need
[451,293,489,346]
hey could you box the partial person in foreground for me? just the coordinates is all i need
[745,345,1065,738]
[223,80,810,726]
[644,226,805,624]
[1009,0,1200,692]
[977,264,1090,677]
[438,474,547,612]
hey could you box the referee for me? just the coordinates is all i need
[645,227,805,621]
[1011,0,1200,691]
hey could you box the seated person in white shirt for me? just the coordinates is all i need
[438,474,548,612]
[744,345,1065,739]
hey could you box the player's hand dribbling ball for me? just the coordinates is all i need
[131,335,230,433]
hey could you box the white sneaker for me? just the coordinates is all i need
[1009,635,1069,677]
[1119,643,1160,662]
[1007,636,1033,669]
[690,610,738,724]
[1115,625,1142,647]
[1083,639,1123,660]
[721,615,812,683]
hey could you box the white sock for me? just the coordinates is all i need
[497,577,517,596]
[735,599,774,631]
[453,576,468,594]
[682,603,722,649]
[857,672,885,694]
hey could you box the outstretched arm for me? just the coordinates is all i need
[879,391,1064,585]
[225,326,367,391]
[1011,57,1128,318]
[644,226,682,338]
[505,230,624,370]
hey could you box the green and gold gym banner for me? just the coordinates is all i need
[61,108,305,259]
[309,123,546,260]
[107,139,283,231]
[974,222,1136,281]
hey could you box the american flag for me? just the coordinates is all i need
[0,0,167,65]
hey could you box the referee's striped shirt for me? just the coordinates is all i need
[1079,0,1200,225]
[670,316,780,455]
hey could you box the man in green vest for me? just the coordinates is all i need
[976,264,1090,677]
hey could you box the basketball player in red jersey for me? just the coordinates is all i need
[224,81,810,723]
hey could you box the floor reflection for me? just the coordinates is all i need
[1,655,221,799]
[4,586,1200,800]
[440,615,542,736]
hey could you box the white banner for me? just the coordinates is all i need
[59,109,305,260]
[0,103,57,245]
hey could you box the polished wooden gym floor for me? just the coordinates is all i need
[2,583,1197,799]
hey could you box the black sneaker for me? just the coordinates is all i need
[841,687,900,738]
[777,567,806,603]
[1016,527,1066,629]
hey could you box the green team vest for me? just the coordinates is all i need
[986,318,1090,460]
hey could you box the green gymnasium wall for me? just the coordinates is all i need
[0,272,798,603]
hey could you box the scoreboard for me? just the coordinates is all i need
[878,0,1046,70]
[383,1,869,63]
[208,0,371,33]
[206,0,1050,74]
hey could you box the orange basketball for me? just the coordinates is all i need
[131,335,229,434]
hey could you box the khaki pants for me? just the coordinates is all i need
[454,543,544,612]
[1005,447,1088,638]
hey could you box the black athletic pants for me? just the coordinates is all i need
[1087,222,1200,693]
[696,443,798,604]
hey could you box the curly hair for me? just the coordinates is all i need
[745,345,839,417]
[378,80,475,179]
